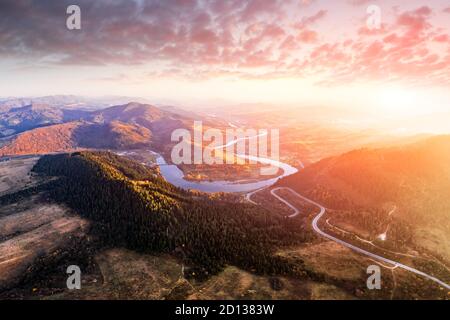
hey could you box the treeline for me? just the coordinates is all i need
[33,151,311,276]
[0,182,53,207]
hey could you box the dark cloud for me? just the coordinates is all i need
[0,0,449,87]
[0,0,312,67]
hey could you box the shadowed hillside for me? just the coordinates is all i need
[0,103,90,137]
[90,102,195,153]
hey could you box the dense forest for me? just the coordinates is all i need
[277,136,450,283]
[32,151,313,277]
[279,136,450,237]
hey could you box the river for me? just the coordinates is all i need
[153,152,299,193]
[118,132,301,193]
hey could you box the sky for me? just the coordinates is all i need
[0,0,450,127]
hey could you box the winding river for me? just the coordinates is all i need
[119,133,300,193]
[151,132,300,192]
[154,151,299,193]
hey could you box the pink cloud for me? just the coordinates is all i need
[348,0,372,6]
[297,29,318,43]
[433,34,449,43]
[1,1,449,87]
[296,10,328,28]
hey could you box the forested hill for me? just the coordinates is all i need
[278,135,450,214]
[277,135,450,260]
[32,151,311,277]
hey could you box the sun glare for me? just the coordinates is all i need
[376,87,424,118]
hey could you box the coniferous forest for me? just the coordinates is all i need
[32,152,313,277]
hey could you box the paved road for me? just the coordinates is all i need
[265,187,450,291]
[270,188,299,218]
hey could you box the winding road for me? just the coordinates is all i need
[251,186,450,291]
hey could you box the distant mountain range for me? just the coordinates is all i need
[0,95,153,111]
[0,120,153,156]
[0,101,199,156]
[0,103,90,137]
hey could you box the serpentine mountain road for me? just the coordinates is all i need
[252,186,450,291]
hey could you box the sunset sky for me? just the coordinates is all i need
[1,0,450,126]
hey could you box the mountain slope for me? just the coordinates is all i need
[278,135,450,260]
[279,135,450,209]
[0,121,152,156]
[91,102,166,124]
[74,121,152,149]
[0,103,89,137]
[32,151,310,275]
[0,102,198,157]
[91,102,196,152]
